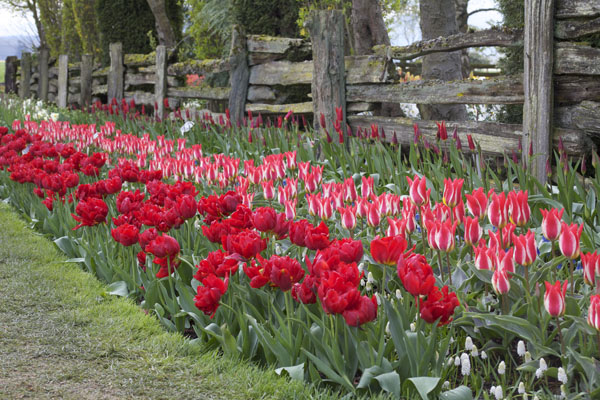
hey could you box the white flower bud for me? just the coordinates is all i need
[442,381,450,390]
[560,384,567,399]
[375,292,382,305]
[558,367,567,384]
[410,322,416,332]
[460,353,471,376]
[454,356,461,366]
[367,271,375,283]
[366,281,372,291]
[449,336,455,344]
[471,345,479,357]
[518,382,525,394]
[465,336,473,351]
[533,396,539,400]
[498,361,506,375]
[489,386,496,395]
[494,385,504,400]
[473,326,479,333]
[524,351,532,363]
[395,289,402,300]
[385,321,391,335]
[447,357,455,367]
[517,340,526,357]
[358,262,365,273]
[481,350,487,359]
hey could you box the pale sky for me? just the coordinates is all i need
[0,7,36,37]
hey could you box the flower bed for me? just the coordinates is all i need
[1,100,600,399]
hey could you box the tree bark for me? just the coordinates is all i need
[419,0,468,121]
[351,0,403,117]
[146,0,176,48]
[455,0,471,78]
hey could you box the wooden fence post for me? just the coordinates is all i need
[155,45,167,118]
[307,10,346,141]
[5,56,18,94]
[38,47,49,101]
[108,42,124,103]
[20,52,31,99]
[228,25,249,126]
[57,54,69,108]
[523,0,554,185]
[80,54,93,109]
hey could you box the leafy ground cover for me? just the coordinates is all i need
[2,96,600,399]
[0,201,321,400]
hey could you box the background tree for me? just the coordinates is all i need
[418,0,467,120]
[0,0,46,49]
[96,0,182,62]
[71,0,101,58]
[37,0,62,57]
[147,0,177,48]
[60,0,82,59]
[187,0,232,58]
[232,0,301,37]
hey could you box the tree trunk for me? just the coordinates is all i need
[351,0,404,117]
[146,0,176,48]
[455,0,471,78]
[29,0,47,49]
[419,0,468,121]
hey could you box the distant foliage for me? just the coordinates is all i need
[96,0,183,63]
[232,0,301,37]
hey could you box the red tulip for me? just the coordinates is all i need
[406,175,430,206]
[146,234,180,258]
[582,251,600,286]
[492,267,511,294]
[559,222,583,259]
[194,274,229,318]
[426,219,458,252]
[464,216,482,246]
[370,235,408,266]
[419,285,460,326]
[111,223,139,247]
[397,252,436,297]
[496,248,515,275]
[512,230,537,267]
[266,255,305,291]
[544,280,568,317]
[474,242,494,270]
[305,221,330,250]
[291,275,317,304]
[318,272,361,314]
[540,208,564,241]
[289,219,310,247]
[467,134,476,151]
[339,205,357,230]
[443,178,464,208]
[342,295,378,327]
[223,230,267,260]
[72,197,108,229]
[488,224,516,250]
[436,121,448,141]
[361,176,374,198]
[252,207,277,232]
[194,250,239,281]
[588,295,600,331]
[488,192,509,229]
[508,190,530,227]
[367,201,381,227]
[176,194,197,220]
[261,180,275,200]
[327,238,364,264]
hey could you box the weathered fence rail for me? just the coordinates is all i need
[4,0,600,183]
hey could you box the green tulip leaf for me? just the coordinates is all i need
[407,376,440,400]
[374,371,401,398]
[106,281,128,297]
[274,364,305,382]
[439,385,473,400]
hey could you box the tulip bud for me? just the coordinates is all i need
[588,295,600,331]
[543,280,568,317]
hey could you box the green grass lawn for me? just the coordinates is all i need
[0,202,329,400]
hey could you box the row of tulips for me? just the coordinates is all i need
[2,98,600,398]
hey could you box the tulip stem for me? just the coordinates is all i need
[597,331,600,357]
[501,293,508,315]
[445,252,453,285]
[524,267,530,296]
[437,250,445,282]
[556,316,566,355]
[569,259,575,296]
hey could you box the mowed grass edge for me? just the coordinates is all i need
[0,201,332,400]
